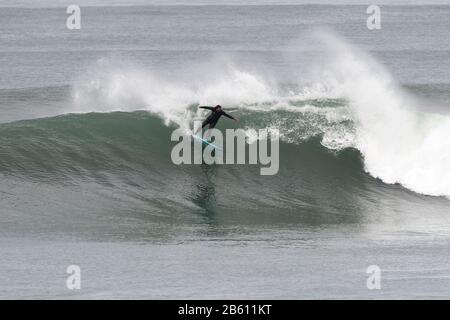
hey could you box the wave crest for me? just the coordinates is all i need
[61,32,450,198]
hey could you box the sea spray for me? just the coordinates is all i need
[307,31,450,197]
[68,32,450,198]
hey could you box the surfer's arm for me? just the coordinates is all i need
[199,106,214,111]
[222,112,238,121]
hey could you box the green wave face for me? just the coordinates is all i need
[2,107,448,240]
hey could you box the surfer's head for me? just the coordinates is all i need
[214,105,222,111]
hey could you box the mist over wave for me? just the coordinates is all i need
[308,32,450,198]
[63,31,450,199]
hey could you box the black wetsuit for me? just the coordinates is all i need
[200,106,236,129]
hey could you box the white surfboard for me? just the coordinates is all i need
[192,134,223,151]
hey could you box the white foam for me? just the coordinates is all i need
[309,31,450,198]
[70,35,450,198]
[71,59,274,130]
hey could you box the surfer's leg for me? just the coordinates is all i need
[195,119,209,134]
[202,120,210,128]
[204,122,217,140]
[208,117,219,129]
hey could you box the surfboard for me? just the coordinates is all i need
[192,134,223,151]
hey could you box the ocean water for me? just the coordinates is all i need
[1,4,450,299]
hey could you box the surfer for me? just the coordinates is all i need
[195,105,238,133]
